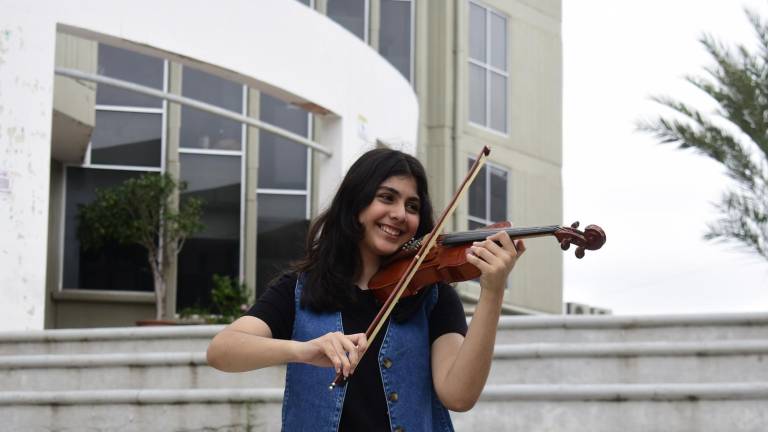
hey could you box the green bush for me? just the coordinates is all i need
[181,274,251,324]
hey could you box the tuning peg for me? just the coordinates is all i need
[570,221,580,229]
[560,239,571,251]
[575,246,585,259]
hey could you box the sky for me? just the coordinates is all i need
[562,0,768,315]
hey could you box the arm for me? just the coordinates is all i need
[207,316,368,376]
[430,231,525,411]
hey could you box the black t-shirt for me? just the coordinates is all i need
[247,274,468,432]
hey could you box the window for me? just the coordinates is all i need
[256,94,311,297]
[62,168,153,291]
[327,0,368,41]
[180,67,243,151]
[61,43,165,291]
[379,0,413,82]
[177,66,245,310]
[468,1,508,133]
[468,158,508,229]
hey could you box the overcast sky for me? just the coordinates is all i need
[561,0,768,315]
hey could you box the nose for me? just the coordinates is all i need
[389,204,406,221]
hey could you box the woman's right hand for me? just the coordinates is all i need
[296,332,368,378]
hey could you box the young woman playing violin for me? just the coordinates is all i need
[207,148,525,432]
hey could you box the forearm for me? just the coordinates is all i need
[437,287,503,410]
[207,329,301,372]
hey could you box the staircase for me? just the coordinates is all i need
[1,313,767,431]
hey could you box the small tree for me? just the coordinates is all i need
[638,8,768,260]
[78,173,204,319]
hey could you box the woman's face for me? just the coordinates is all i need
[358,175,421,262]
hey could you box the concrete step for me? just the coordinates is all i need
[487,340,768,384]
[2,384,767,432]
[4,339,767,391]
[0,325,221,355]
[493,312,768,344]
[0,352,285,391]
[3,313,766,356]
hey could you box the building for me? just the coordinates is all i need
[0,0,562,330]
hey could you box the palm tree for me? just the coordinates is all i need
[638,7,768,260]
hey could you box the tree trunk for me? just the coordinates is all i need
[154,272,166,320]
[149,258,166,320]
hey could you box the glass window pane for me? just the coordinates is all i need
[380,0,412,81]
[90,111,162,167]
[469,3,486,62]
[259,134,308,190]
[63,167,153,291]
[97,44,163,107]
[180,107,242,150]
[182,67,243,112]
[260,93,309,134]
[468,159,486,218]
[180,67,243,150]
[490,12,507,70]
[328,0,366,40]
[177,154,242,310]
[490,72,507,132]
[490,166,507,222]
[256,194,308,297]
[469,63,487,125]
[259,94,309,190]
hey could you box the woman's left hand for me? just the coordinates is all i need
[465,230,526,296]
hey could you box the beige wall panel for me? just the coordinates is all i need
[507,168,563,313]
[45,162,65,329]
[508,20,562,165]
[55,301,155,328]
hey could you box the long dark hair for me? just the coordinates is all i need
[294,148,434,312]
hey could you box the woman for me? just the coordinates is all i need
[207,148,525,432]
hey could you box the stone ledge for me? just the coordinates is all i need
[2,383,768,406]
[3,338,768,368]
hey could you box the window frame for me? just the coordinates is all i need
[467,157,509,228]
[467,0,509,135]
[379,0,415,84]
[58,53,168,292]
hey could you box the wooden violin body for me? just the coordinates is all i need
[368,221,606,303]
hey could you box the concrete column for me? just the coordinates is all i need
[164,62,182,319]
[243,89,260,302]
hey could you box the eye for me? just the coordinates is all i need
[406,201,420,214]
[378,193,394,202]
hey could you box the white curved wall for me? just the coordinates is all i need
[0,0,418,330]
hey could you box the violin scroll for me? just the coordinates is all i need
[554,222,606,259]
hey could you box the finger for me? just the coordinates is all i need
[488,230,515,250]
[324,339,344,374]
[349,333,368,353]
[470,243,501,267]
[515,239,527,256]
[331,336,352,377]
[338,336,360,373]
[466,248,492,273]
[478,237,505,257]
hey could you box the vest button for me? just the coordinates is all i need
[389,392,399,402]
[382,358,393,368]
[394,427,405,432]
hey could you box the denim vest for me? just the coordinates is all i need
[282,276,455,432]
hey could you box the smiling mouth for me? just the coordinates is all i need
[377,224,402,237]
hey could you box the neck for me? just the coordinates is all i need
[440,225,561,245]
[356,248,381,289]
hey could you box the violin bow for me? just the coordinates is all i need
[329,145,491,389]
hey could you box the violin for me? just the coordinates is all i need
[367,221,606,303]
